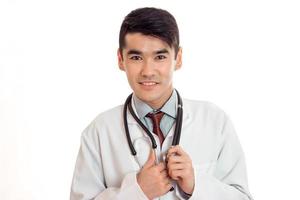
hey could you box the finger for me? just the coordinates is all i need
[166,146,178,157]
[160,170,169,178]
[143,149,156,168]
[156,162,166,172]
[167,163,185,171]
[168,169,183,180]
[167,164,185,179]
[162,176,173,187]
[167,145,186,157]
[161,169,174,179]
[167,154,186,165]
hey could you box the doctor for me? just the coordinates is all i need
[70,7,253,200]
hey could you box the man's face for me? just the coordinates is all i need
[118,33,182,109]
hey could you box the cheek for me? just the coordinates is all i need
[125,68,139,85]
[160,65,175,81]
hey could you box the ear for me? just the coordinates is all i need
[175,47,182,70]
[117,48,125,71]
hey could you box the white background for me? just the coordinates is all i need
[1,0,300,199]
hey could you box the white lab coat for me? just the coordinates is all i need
[70,98,253,200]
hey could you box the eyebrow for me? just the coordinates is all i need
[126,48,170,56]
[127,49,142,55]
[155,49,169,54]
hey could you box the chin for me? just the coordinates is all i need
[135,90,160,103]
[137,92,157,101]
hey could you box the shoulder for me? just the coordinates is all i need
[183,98,226,115]
[81,104,124,137]
[92,104,124,127]
[183,98,228,123]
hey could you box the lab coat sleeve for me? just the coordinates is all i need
[190,115,253,200]
[70,122,148,200]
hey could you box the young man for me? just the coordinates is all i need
[70,7,253,200]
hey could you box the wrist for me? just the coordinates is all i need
[181,182,194,196]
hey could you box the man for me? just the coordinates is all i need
[70,7,253,200]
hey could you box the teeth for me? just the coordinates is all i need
[142,82,156,86]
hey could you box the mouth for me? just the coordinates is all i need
[138,81,159,89]
[140,81,158,86]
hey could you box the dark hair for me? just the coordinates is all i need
[119,7,180,58]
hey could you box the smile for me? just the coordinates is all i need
[140,82,157,86]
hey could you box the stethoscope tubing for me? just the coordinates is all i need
[172,90,183,146]
[123,90,183,156]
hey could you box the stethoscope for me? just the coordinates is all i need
[123,90,183,156]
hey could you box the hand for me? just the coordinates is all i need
[166,145,195,195]
[137,149,173,199]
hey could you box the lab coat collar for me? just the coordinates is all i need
[127,97,189,125]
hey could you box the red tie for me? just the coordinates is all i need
[146,111,165,146]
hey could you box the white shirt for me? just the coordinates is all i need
[70,97,253,200]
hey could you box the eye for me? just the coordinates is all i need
[130,55,142,60]
[155,55,167,60]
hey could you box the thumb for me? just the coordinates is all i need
[143,149,156,168]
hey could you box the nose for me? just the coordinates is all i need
[140,59,155,77]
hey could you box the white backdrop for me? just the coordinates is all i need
[1,0,300,199]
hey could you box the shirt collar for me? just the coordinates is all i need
[132,89,177,119]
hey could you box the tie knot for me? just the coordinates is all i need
[146,111,164,124]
